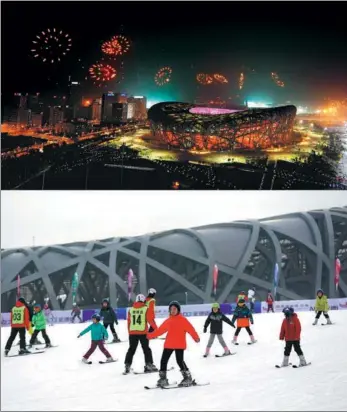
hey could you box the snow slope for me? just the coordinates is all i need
[1,311,347,411]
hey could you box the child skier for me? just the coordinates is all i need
[71,303,82,323]
[279,307,308,367]
[43,302,53,326]
[236,291,248,303]
[124,294,158,374]
[4,298,31,356]
[29,304,52,348]
[313,289,332,325]
[231,298,256,345]
[203,302,235,357]
[248,287,256,312]
[148,301,200,388]
[99,299,121,343]
[266,291,275,313]
[78,314,114,364]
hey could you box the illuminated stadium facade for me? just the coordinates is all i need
[148,102,297,151]
[1,207,346,312]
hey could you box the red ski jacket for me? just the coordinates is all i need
[279,314,301,341]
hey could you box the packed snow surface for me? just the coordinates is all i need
[2,311,347,411]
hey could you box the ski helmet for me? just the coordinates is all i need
[92,314,101,321]
[283,307,294,317]
[238,298,246,305]
[212,302,220,310]
[169,301,181,313]
[102,298,109,305]
[18,297,26,304]
[136,294,146,303]
[148,288,156,296]
[317,289,324,296]
[34,303,41,310]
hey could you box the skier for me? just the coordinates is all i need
[146,288,157,333]
[71,303,82,323]
[313,289,332,325]
[15,298,42,346]
[124,294,158,374]
[29,304,52,348]
[266,291,275,313]
[279,307,308,367]
[231,298,256,345]
[43,301,54,326]
[99,299,121,343]
[236,291,248,303]
[4,298,31,356]
[203,302,235,357]
[78,314,114,364]
[248,287,256,312]
[147,301,200,388]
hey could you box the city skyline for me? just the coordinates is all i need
[2,2,347,105]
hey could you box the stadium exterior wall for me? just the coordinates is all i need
[147,102,297,151]
[1,207,346,312]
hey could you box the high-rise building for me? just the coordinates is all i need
[67,78,82,119]
[31,112,43,128]
[112,103,128,123]
[128,96,147,120]
[91,98,102,123]
[49,107,64,127]
[127,102,136,120]
[101,92,118,122]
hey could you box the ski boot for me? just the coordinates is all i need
[232,336,238,345]
[312,318,318,326]
[178,370,194,387]
[250,335,256,344]
[82,358,90,364]
[112,334,121,343]
[203,348,210,357]
[4,349,9,357]
[281,355,290,367]
[299,355,307,366]
[124,364,131,374]
[222,349,231,356]
[19,348,31,355]
[105,357,114,363]
[157,371,169,387]
[45,343,52,348]
[34,338,43,345]
[326,317,332,325]
[144,363,158,373]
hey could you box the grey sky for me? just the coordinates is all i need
[1,191,346,249]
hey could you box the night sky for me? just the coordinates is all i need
[2,1,347,104]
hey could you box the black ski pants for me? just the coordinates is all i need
[235,326,253,336]
[315,311,330,319]
[5,327,26,350]
[267,304,274,313]
[71,314,82,323]
[104,322,118,337]
[160,348,188,372]
[30,329,51,345]
[284,340,303,357]
[124,334,153,366]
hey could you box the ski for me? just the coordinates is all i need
[247,340,257,345]
[99,359,118,364]
[106,341,123,344]
[292,362,312,368]
[7,350,45,358]
[133,366,174,375]
[215,352,237,358]
[83,361,92,365]
[321,323,334,326]
[144,382,178,390]
[35,345,58,350]
[275,363,292,368]
[232,342,239,345]
[161,381,210,389]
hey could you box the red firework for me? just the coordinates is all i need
[89,63,117,86]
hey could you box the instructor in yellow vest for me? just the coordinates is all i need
[145,288,157,333]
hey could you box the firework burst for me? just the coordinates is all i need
[271,72,285,87]
[31,28,72,63]
[89,63,117,87]
[101,40,122,58]
[108,35,130,56]
[196,73,213,85]
[154,66,173,86]
[239,73,245,90]
[213,73,228,84]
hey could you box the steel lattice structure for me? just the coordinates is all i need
[1,207,346,312]
[148,102,297,151]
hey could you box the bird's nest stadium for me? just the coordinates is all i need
[147,102,297,151]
